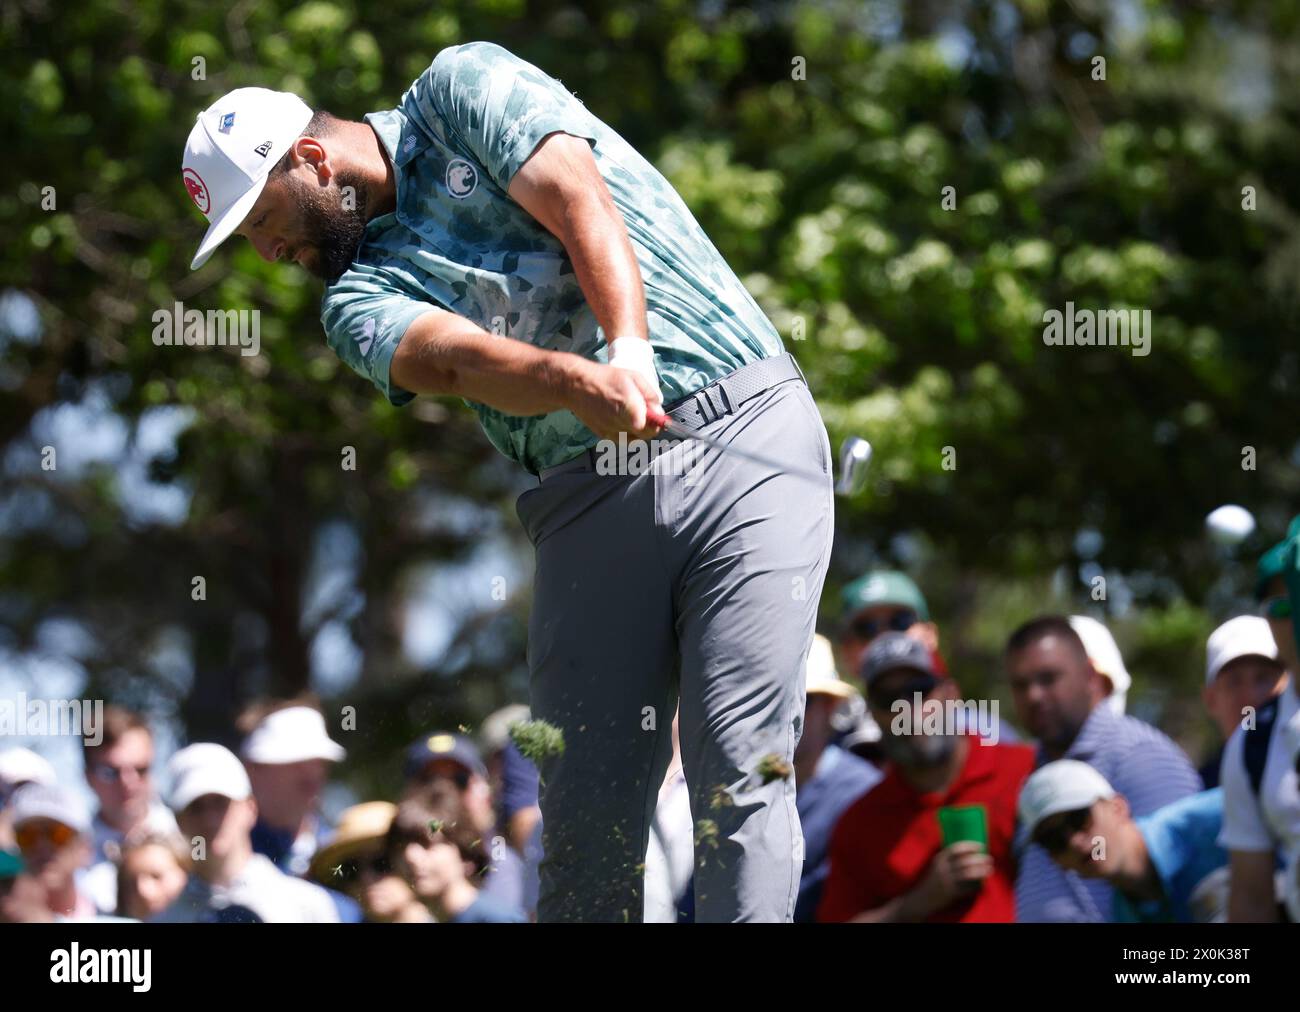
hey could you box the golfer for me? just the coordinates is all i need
[181,41,833,922]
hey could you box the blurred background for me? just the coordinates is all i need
[3,0,1299,810]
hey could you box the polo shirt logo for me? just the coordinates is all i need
[356,317,375,356]
[446,159,478,199]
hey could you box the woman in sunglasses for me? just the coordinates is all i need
[8,783,96,920]
[310,802,430,923]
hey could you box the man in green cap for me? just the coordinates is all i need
[837,571,941,683]
[1218,515,1300,921]
[837,570,1022,750]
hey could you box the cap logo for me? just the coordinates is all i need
[219,112,236,134]
[881,637,912,660]
[446,159,478,199]
[182,168,210,214]
[427,733,455,753]
[253,140,272,158]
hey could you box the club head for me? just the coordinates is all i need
[835,437,872,496]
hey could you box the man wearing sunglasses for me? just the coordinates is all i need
[837,570,1018,748]
[817,633,1034,923]
[837,570,940,681]
[8,783,97,920]
[81,706,177,914]
[1218,522,1300,922]
[1021,760,1228,923]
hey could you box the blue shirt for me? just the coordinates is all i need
[794,744,883,923]
[1113,789,1228,923]
[451,892,527,924]
[1015,703,1202,922]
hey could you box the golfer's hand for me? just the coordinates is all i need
[568,359,665,441]
[909,843,992,918]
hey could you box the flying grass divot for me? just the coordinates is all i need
[508,719,566,775]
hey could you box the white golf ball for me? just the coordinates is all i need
[1205,505,1256,545]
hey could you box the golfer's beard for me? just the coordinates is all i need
[296,173,370,282]
[880,728,957,769]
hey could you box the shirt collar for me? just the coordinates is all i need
[358,108,408,237]
[1035,701,1113,767]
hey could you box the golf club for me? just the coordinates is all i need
[645,408,872,495]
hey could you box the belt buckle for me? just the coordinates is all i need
[696,384,725,425]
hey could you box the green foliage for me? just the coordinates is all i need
[2,0,1297,782]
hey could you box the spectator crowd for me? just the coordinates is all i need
[3,516,1300,924]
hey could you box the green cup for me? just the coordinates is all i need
[937,804,988,851]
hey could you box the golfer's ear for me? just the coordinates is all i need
[287,136,331,181]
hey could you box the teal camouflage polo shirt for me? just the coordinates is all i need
[320,41,783,474]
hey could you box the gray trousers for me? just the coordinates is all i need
[515,364,834,922]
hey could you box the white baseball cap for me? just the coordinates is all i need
[1069,616,1131,715]
[1205,615,1280,686]
[1018,759,1116,835]
[9,783,91,835]
[182,87,314,270]
[167,743,252,811]
[0,747,58,793]
[240,706,346,765]
[804,634,859,700]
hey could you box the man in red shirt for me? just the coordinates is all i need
[818,633,1035,922]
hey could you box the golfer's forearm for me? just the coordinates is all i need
[390,311,589,416]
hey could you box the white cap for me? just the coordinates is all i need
[240,707,345,765]
[1018,759,1116,835]
[804,634,859,700]
[0,747,58,792]
[8,783,91,836]
[182,87,314,269]
[1205,615,1280,686]
[480,703,531,755]
[1069,616,1131,715]
[167,743,252,811]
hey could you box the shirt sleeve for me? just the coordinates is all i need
[408,41,598,194]
[1112,734,1201,817]
[499,739,541,821]
[1217,727,1275,852]
[320,275,439,406]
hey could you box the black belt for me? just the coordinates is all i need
[537,353,806,482]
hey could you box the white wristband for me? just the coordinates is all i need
[608,337,661,400]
